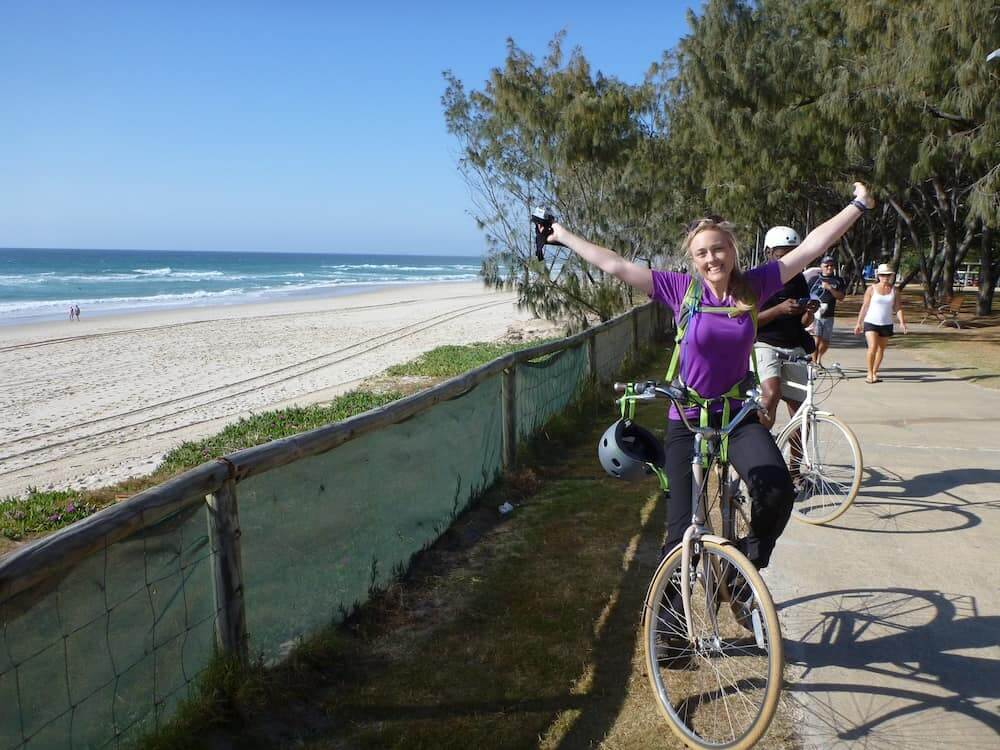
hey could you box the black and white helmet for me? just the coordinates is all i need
[598,420,665,481]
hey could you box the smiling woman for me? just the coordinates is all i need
[542,182,874,579]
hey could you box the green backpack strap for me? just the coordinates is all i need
[666,277,758,383]
[665,277,703,382]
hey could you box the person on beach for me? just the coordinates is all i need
[753,226,819,431]
[69,305,75,321]
[806,255,846,366]
[854,263,907,383]
[74,304,81,320]
[540,182,875,576]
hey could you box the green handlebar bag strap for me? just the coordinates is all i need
[664,276,759,464]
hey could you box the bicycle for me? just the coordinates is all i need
[773,354,863,525]
[613,380,783,750]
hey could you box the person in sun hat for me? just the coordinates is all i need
[854,262,907,383]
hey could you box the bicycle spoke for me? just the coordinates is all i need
[783,414,862,524]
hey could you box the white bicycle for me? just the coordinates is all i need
[774,355,863,525]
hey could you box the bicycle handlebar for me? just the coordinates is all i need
[772,352,846,381]
[614,380,763,439]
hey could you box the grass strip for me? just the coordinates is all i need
[385,340,557,378]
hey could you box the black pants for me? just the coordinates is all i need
[663,413,794,569]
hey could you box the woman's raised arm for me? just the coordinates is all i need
[779,183,875,283]
[550,223,654,296]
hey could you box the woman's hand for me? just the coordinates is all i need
[854,323,862,335]
[854,182,875,209]
[549,221,568,246]
[901,323,908,334]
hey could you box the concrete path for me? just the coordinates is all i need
[763,326,1000,749]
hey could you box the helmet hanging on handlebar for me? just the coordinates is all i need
[598,419,665,482]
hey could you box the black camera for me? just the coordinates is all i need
[530,207,561,260]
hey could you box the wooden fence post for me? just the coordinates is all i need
[501,366,517,469]
[207,477,249,666]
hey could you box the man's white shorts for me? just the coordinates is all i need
[754,343,808,401]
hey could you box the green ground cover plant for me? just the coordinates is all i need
[385,339,556,378]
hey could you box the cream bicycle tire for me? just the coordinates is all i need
[642,539,784,749]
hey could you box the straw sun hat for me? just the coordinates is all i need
[876,263,895,276]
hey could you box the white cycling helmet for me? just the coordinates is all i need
[764,226,800,250]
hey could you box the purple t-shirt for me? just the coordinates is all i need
[650,262,784,420]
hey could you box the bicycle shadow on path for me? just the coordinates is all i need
[824,466,1000,535]
[779,586,1000,747]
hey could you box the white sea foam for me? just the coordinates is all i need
[0,288,249,316]
[0,274,478,318]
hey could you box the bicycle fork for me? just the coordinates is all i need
[679,433,724,645]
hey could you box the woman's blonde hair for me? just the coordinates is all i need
[681,216,756,313]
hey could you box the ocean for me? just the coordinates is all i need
[0,248,482,324]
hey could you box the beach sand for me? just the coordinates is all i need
[0,282,547,498]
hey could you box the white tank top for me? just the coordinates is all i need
[864,286,895,326]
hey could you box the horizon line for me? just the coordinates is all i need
[0,246,485,257]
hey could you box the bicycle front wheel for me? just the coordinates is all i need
[778,413,863,525]
[642,539,783,750]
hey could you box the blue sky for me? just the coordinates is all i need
[1,2,694,255]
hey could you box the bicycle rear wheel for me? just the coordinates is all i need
[642,539,783,750]
[778,413,862,525]
[723,466,752,542]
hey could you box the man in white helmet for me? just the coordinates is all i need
[754,226,818,430]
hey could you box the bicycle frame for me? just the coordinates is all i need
[619,382,761,646]
[780,360,840,486]
[680,433,735,642]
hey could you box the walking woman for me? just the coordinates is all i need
[854,263,907,383]
[541,183,875,571]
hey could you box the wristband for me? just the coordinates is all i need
[850,198,869,213]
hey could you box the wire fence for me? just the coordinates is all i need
[0,302,667,749]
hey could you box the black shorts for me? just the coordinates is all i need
[863,322,894,338]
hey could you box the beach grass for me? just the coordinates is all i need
[1,338,555,543]
[385,339,557,378]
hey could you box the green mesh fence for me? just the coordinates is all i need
[0,307,659,744]
[236,375,503,662]
[0,504,218,750]
[593,317,634,383]
[636,305,654,349]
[514,344,589,442]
